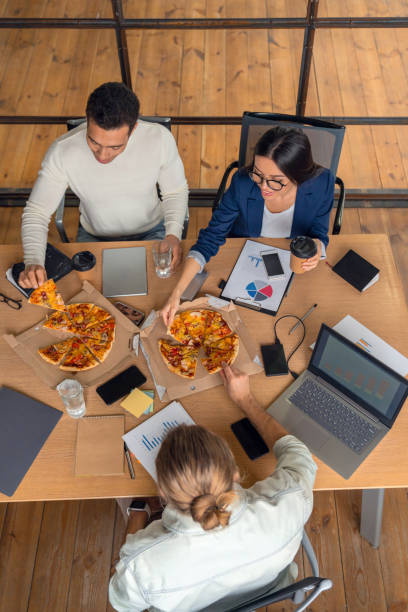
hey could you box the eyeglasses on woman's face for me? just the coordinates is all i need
[248,170,287,191]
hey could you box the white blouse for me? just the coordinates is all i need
[260,203,295,238]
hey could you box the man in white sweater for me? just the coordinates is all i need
[19,82,189,288]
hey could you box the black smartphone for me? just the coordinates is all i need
[261,250,285,279]
[113,301,145,327]
[96,365,147,405]
[231,418,269,460]
[261,343,289,376]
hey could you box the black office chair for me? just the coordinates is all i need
[205,530,332,612]
[54,115,189,242]
[213,111,346,235]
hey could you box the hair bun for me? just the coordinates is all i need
[191,492,234,531]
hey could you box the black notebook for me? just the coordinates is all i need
[0,387,62,497]
[6,243,73,298]
[332,249,379,292]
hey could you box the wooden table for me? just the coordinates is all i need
[1,236,407,543]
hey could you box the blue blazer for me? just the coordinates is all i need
[192,168,335,263]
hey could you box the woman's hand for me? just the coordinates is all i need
[220,365,252,409]
[161,292,181,327]
[18,264,47,289]
[301,239,322,272]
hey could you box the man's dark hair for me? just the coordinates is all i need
[86,82,140,134]
[253,126,321,185]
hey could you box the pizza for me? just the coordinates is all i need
[38,338,76,365]
[161,309,239,378]
[83,305,112,328]
[39,300,116,369]
[201,333,239,374]
[66,303,95,327]
[158,340,199,379]
[82,336,114,363]
[204,310,233,344]
[168,310,208,347]
[43,310,74,332]
[28,279,65,311]
[82,317,116,342]
[59,339,99,371]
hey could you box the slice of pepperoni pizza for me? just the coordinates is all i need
[38,338,76,365]
[43,310,74,332]
[203,310,233,345]
[28,279,65,311]
[59,338,99,371]
[158,339,199,379]
[81,317,116,342]
[201,333,239,374]
[168,310,207,347]
[83,305,111,329]
[66,303,95,329]
[82,335,114,363]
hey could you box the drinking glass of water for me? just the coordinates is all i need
[56,379,86,418]
[152,241,172,278]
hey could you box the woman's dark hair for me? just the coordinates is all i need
[253,126,321,185]
[86,82,140,134]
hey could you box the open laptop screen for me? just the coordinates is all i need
[309,324,408,427]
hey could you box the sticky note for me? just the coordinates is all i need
[142,390,154,415]
[121,388,154,418]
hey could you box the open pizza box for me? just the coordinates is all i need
[3,280,139,388]
[139,296,263,402]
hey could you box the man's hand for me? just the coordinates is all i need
[301,239,322,272]
[220,365,252,409]
[164,234,182,271]
[18,265,47,289]
[161,291,181,327]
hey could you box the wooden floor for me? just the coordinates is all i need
[0,206,408,611]
[0,0,408,191]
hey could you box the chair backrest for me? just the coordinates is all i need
[67,115,171,132]
[238,112,345,178]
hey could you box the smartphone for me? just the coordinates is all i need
[261,343,289,376]
[231,418,269,460]
[261,250,285,279]
[181,270,208,302]
[96,365,147,405]
[113,301,145,326]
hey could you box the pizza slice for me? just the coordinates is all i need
[38,338,75,365]
[201,333,239,374]
[203,310,233,345]
[28,279,65,311]
[158,339,199,379]
[83,305,111,329]
[66,303,95,328]
[81,317,116,342]
[168,310,207,347]
[59,338,99,371]
[82,336,114,363]
[43,310,74,332]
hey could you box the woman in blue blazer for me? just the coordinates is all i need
[162,127,335,325]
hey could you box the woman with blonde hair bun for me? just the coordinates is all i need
[110,366,317,612]
[156,424,238,531]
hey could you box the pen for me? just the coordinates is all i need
[124,442,135,479]
[289,303,318,334]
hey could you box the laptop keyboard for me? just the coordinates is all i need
[289,378,379,454]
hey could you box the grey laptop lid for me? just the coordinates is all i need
[267,324,408,478]
[102,247,147,297]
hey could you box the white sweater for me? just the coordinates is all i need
[22,120,189,266]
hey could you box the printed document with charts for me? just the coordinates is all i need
[220,240,292,315]
[123,401,194,481]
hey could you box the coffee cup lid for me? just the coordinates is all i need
[290,236,317,258]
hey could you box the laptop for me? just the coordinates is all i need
[267,324,408,479]
[102,247,147,298]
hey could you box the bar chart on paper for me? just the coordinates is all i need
[123,401,195,481]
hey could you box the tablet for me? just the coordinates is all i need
[102,247,147,297]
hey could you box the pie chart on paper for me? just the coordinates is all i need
[245,280,273,302]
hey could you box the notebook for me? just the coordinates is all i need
[332,249,379,292]
[102,247,147,297]
[7,242,73,298]
[0,387,62,497]
[267,324,408,479]
[75,415,125,476]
